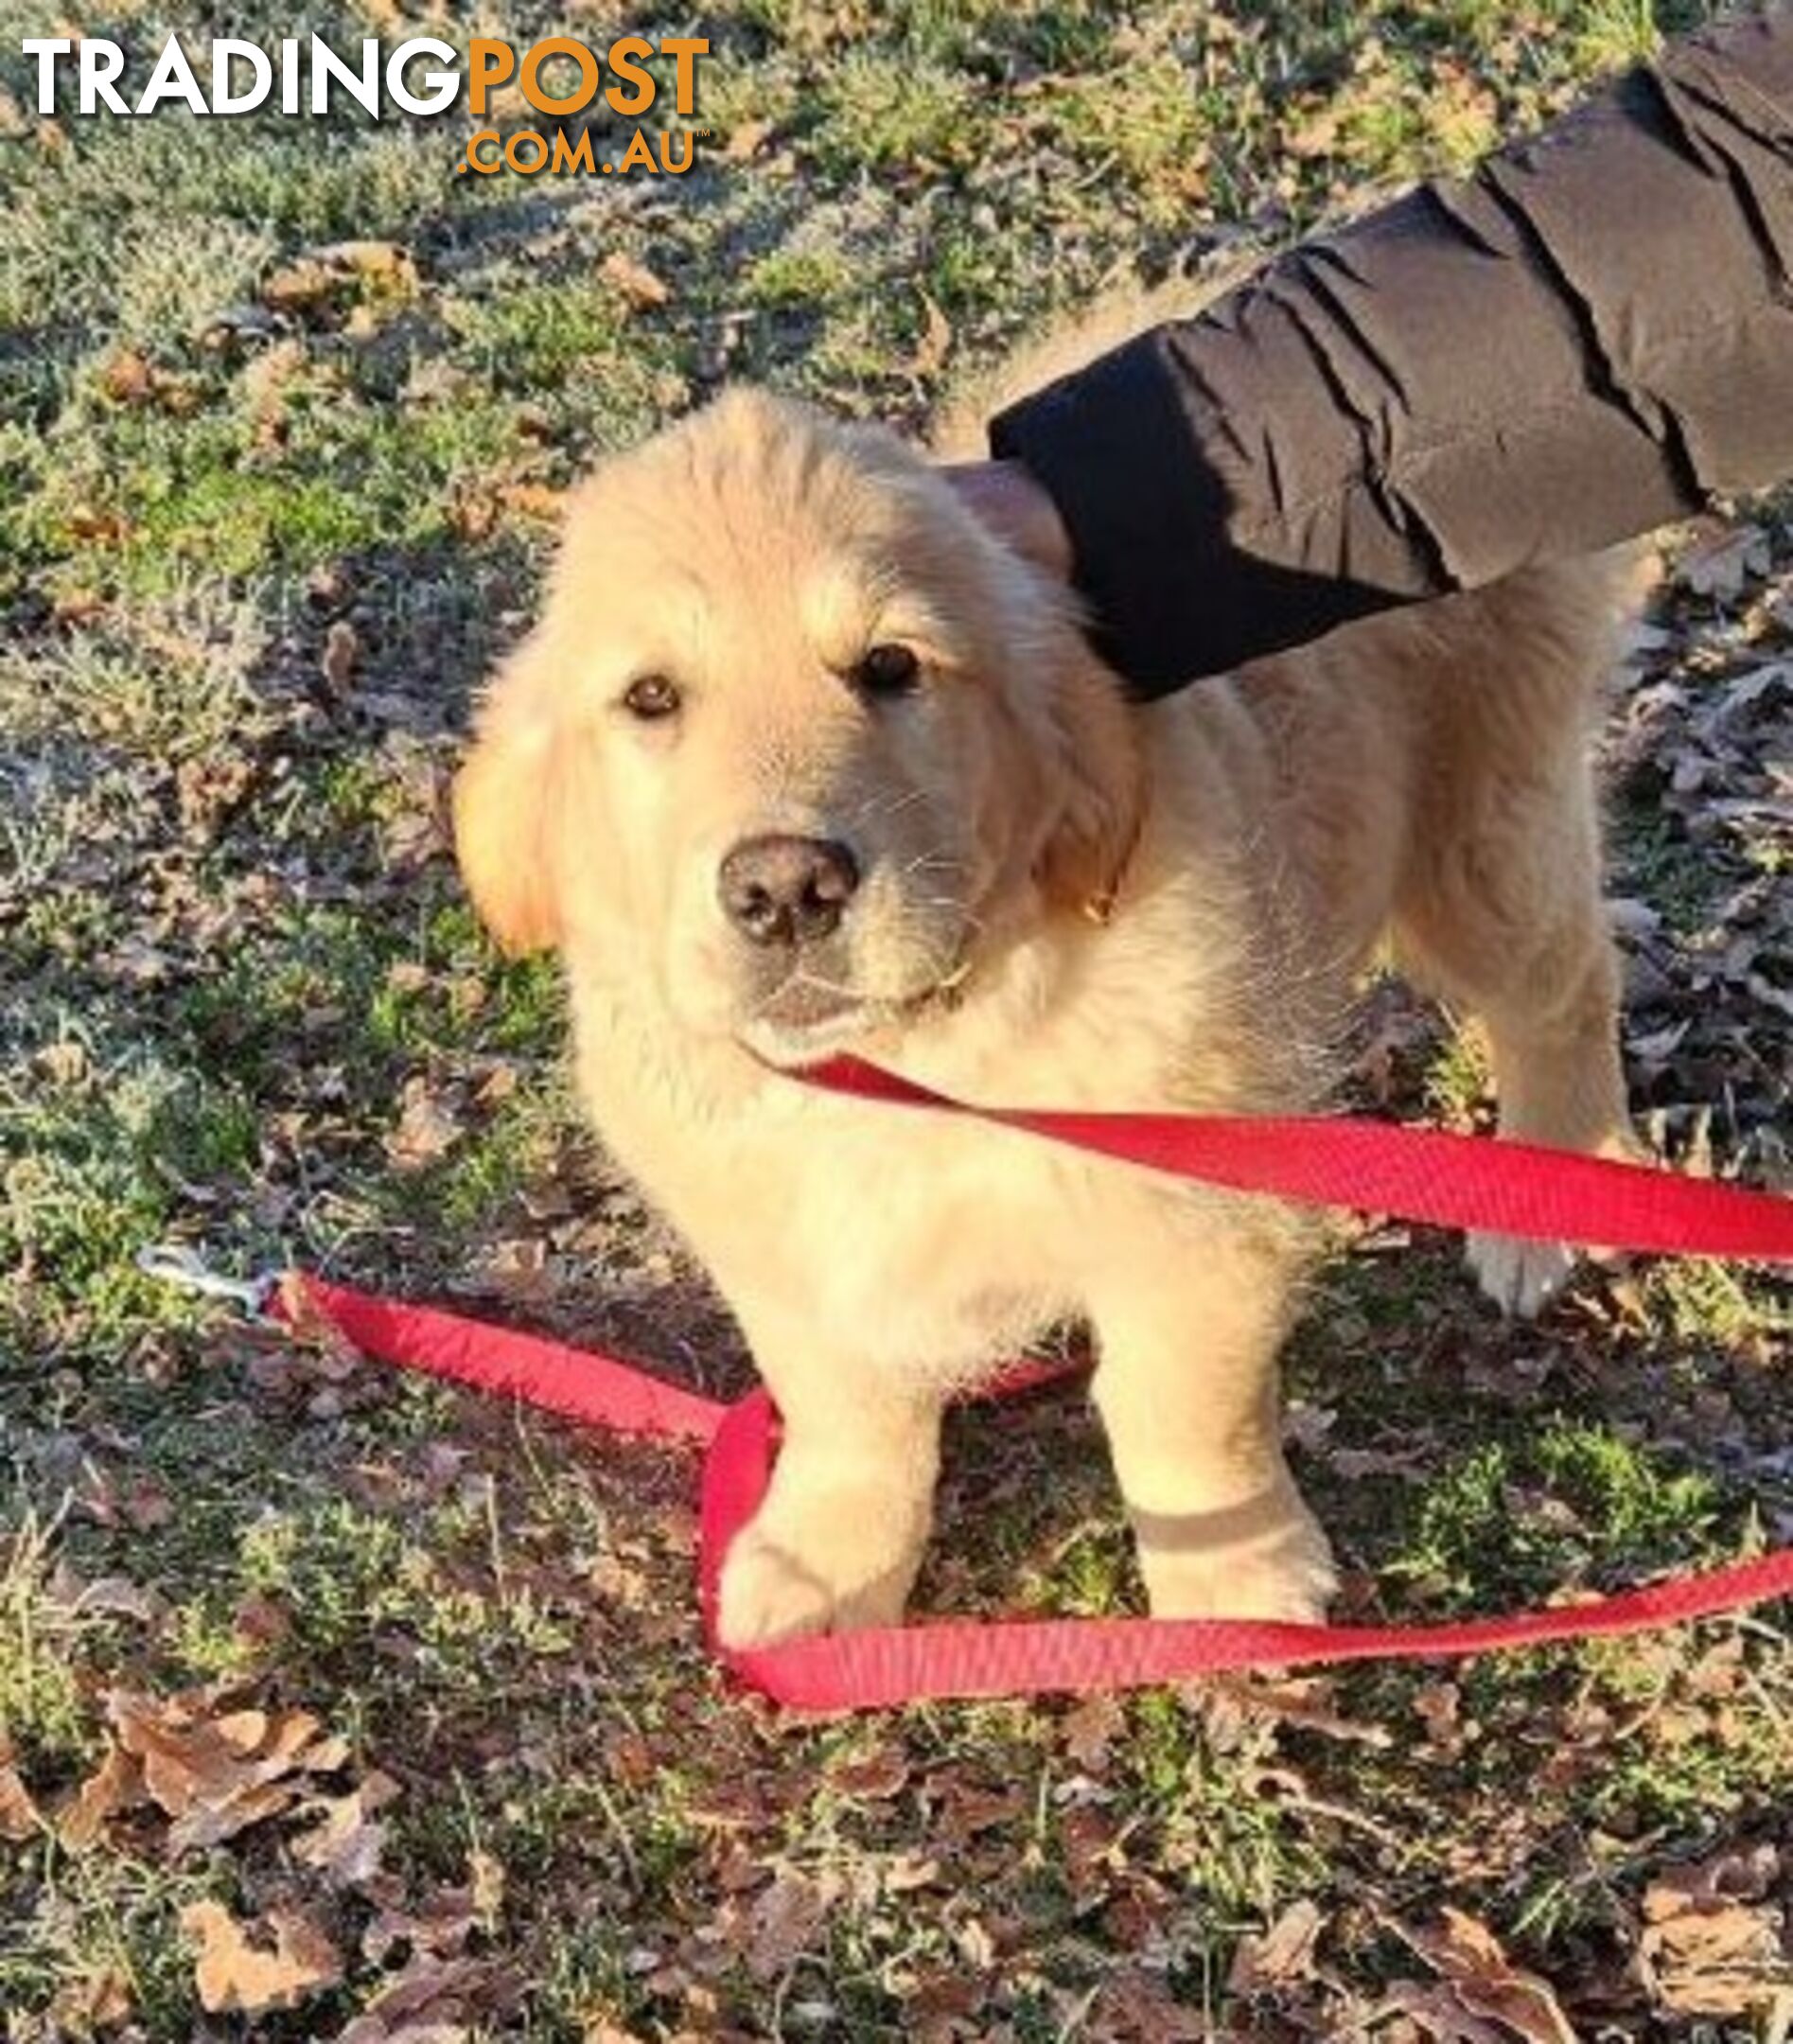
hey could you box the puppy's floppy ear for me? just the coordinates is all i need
[1036,659,1146,924]
[453,643,563,955]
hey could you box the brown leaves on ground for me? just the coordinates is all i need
[321,619,360,700]
[1606,544,1793,1183]
[385,1072,469,1171]
[291,1769,402,1888]
[1638,1843,1791,2017]
[340,1857,518,2042]
[106,1688,351,1852]
[58,1742,143,1851]
[255,1272,367,1398]
[336,1954,501,2042]
[906,288,953,379]
[1382,1908,1578,2043]
[0,1733,43,1840]
[97,348,199,414]
[447,476,569,542]
[1677,522,1772,604]
[600,250,672,311]
[72,1463,172,1533]
[744,1865,841,1982]
[240,334,308,448]
[182,1898,343,2015]
[1229,1898,1325,1997]
[1086,1968,1212,2041]
[45,1967,133,2035]
[381,1062,517,1177]
[60,1689,519,2032]
[261,240,417,322]
[52,1687,362,1857]
[1060,1690,1127,1772]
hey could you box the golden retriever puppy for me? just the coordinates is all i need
[454,367,1637,1648]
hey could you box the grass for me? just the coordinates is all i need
[3,0,1790,2036]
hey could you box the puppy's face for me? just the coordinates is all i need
[455,390,1140,1064]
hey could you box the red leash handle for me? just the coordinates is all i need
[801,1058,1793,1262]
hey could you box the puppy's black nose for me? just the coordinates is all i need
[718,834,860,947]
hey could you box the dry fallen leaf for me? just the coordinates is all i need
[33,1036,91,1087]
[337,1950,502,2040]
[363,1882,479,1965]
[600,250,671,310]
[291,1770,401,1889]
[482,1236,557,1303]
[47,1966,132,2033]
[321,620,360,698]
[469,1845,506,1925]
[1639,1846,1790,2017]
[827,1747,910,1802]
[1061,1692,1125,1772]
[746,1867,838,1982]
[100,349,154,404]
[1679,524,1771,603]
[1389,1907,1579,2043]
[907,288,953,378]
[722,115,773,160]
[386,1076,464,1171]
[0,1756,42,1841]
[1378,1978,1516,2042]
[261,259,337,312]
[263,239,415,314]
[495,481,567,523]
[105,1688,349,1852]
[57,1742,145,1850]
[1090,1967,1211,2040]
[312,238,414,281]
[75,1466,172,1533]
[64,503,131,545]
[1413,1680,1466,1755]
[1285,105,1342,158]
[182,1898,343,2015]
[1229,1897,1325,1994]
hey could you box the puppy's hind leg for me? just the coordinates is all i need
[1463,934,1640,1315]
[1396,756,1639,1317]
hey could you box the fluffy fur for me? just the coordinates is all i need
[454,304,1640,1648]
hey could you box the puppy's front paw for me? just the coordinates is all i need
[716,1516,915,1650]
[1137,1502,1337,1626]
[1467,1232,1575,1318]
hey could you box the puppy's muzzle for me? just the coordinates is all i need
[718,834,861,949]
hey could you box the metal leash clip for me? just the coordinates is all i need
[134,1242,280,1322]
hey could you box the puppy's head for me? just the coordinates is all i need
[455,388,1141,1064]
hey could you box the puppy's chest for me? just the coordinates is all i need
[704,1105,1109,1376]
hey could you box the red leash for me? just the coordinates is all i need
[805,1058,1793,1260]
[253,1064,1791,1712]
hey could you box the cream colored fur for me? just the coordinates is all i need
[453,296,1640,1648]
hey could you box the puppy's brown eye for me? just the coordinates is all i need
[622,673,681,720]
[850,643,920,698]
